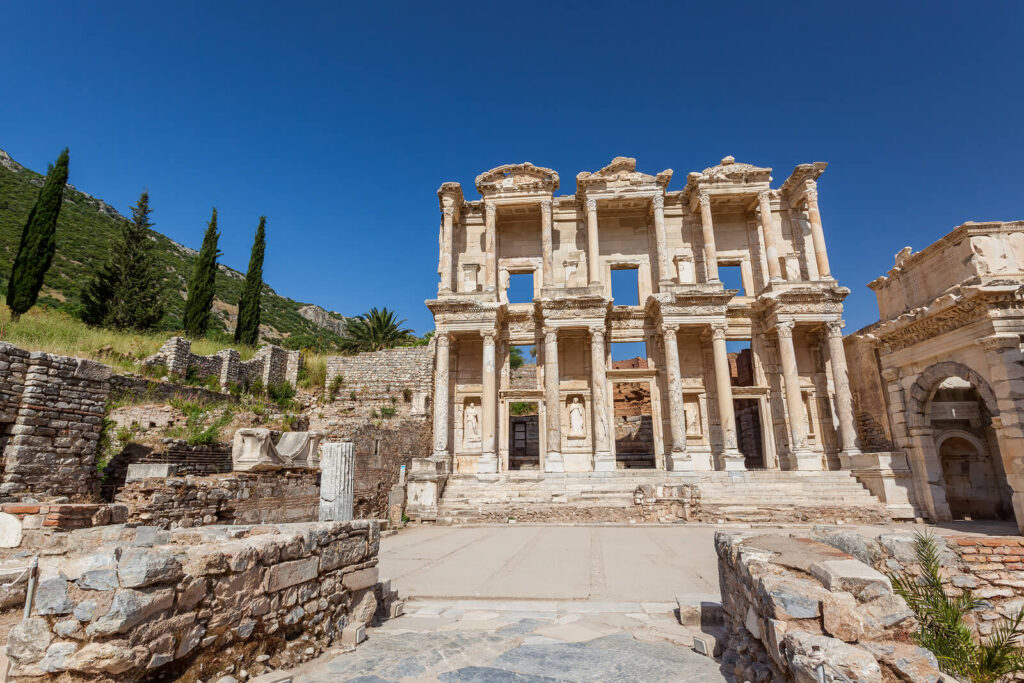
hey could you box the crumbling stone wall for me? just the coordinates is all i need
[326,343,433,399]
[108,374,234,405]
[115,470,319,528]
[145,337,301,389]
[348,420,431,519]
[5,520,381,681]
[843,332,895,452]
[716,531,942,682]
[0,342,111,502]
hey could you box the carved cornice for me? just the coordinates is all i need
[475,162,559,197]
[576,156,672,195]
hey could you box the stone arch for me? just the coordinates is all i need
[906,361,999,429]
[935,429,988,455]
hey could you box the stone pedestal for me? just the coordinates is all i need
[406,457,449,521]
[319,441,355,522]
[847,451,918,519]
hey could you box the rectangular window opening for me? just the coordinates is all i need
[610,341,647,369]
[726,340,755,387]
[507,272,535,303]
[610,267,640,306]
[718,263,746,295]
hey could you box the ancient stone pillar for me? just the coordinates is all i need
[431,332,451,460]
[710,323,743,469]
[757,190,782,282]
[586,198,600,285]
[439,205,454,293]
[698,193,720,282]
[662,324,691,470]
[479,329,498,473]
[652,194,671,285]
[804,183,831,279]
[484,202,497,291]
[541,199,554,289]
[543,327,564,472]
[776,321,818,469]
[825,321,861,462]
[319,441,355,522]
[589,326,613,471]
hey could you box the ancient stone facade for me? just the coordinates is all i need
[847,221,1024,532]
[145,336,302,390]
[0,343,112,502]
[427,156,860,477]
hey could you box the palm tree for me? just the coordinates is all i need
[339,307,414,353]
[889,532,1024,682]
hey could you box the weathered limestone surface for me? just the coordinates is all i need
[231,428,322,471]
[715,531,941,682]
[144,336,302,389]
[5,520,382,682]
[320,441,355,522]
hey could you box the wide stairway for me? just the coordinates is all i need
[436,470,889,524]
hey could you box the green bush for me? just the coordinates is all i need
[267,380,296,407]
[381,405,396,418]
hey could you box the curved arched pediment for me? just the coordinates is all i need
[474,162,559,196]
[576,156,672,194]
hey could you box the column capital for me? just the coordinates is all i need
[698,192,711,209]
[651,194,665,210]
[826,320,845,338]
[776,321,795,338]
[485,201,497,217]
[442,205,455,217]
[588,325,606,341]
[435,330,451,347]
[479,329,497,343]
[586,197,597,211]
[662,322,680,335]
[543,327,559,343]
[757,189,772,203]
[540,198,552,212]
[804,181,819,204]
[710,322,728,341]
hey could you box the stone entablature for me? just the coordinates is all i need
[144,337,301,390]
[426,155,862,478]
[848,219,1024,533]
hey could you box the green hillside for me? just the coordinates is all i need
[0,149,345,345]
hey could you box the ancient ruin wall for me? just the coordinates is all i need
[842,332,895,452]
[0,342,112,502]
[325,343,433,398]
[145,337,301,389]
[115,470,319,528]
[5,520,381,681]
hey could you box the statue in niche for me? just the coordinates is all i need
[568,397,586,437]
[464,402,480,443]
[684,402,701,436]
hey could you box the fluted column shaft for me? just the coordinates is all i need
[652,194,670,285]
[699,193,719,282]
[777,321,816,467]
[319,441,355,522]
[479,330,498,473]
[484,202,497,291]
[804,184,831,279]
[711,323,743,468]
[586,198,600,285]
[590,327,613,471]
[432,332,451,459]
[663,324,691,470]
[757,190,782,282]
[826,322,860,459]
[439,206,454,292]
[540,199,554,289]
[543,328,564,472]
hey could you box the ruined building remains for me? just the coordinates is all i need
[847,221,1024,533]
[426,156,859,476]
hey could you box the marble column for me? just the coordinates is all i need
[804,184,831,279]
[543,327,564,472]
[710,323,743,469]
[776,321,818,469]
[439,206,454,292]
[541,199,554,289]
[698,193,720,283]
[589,326,614,471]
[652,194,671,285]
[586,197,600,285]
[757,190,783,282]
[319,441,355,522]
[479,329,498,473]
[484,202,497,291]
[825,321,861,463]
[431,332,451,460]
[662,323,691,470]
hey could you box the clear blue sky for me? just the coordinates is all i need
[3,2,1022,335]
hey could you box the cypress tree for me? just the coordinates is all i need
[79,254,116,326]
[105,191,165,330]
[7,148,69,319]
[182,208,221,337]
[234,216,266,345]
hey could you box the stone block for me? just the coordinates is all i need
[810,559,890,599]
[118,547,184,588]
[86,588,174,636]
[125,463,178,482]
[341,623,366,645]
[783,630,882,682]
[0,512,23,548]
[265,557,319,592]
[692,632,720,657]
[6,616,52,664]
[343,566,379,592]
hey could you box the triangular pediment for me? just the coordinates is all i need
[475,162,559,196]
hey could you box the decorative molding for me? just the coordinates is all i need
[776,321,795,338]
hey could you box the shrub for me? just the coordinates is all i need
[889,532,1024,682]
[402,388,412,402]
[328,374,344,402]
[349,390,357,401]
[267,380,296,407]
[381,405,396,418]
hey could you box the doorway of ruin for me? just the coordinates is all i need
[612,380,655,469]
[733,398,764,469]
[507,401,540,470]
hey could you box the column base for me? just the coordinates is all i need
[477,453,498,474]
[544,452,565,473]
[784,450,823,471]
[593,452,615,472]
[717,449,746,472]
[668,451,695,472]
[837,448,863,469]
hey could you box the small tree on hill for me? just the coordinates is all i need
[7,148,69,320]
[339,307,414,353]
[182,208,221,337]
[234,216,265,345]
[82,191,165,329]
